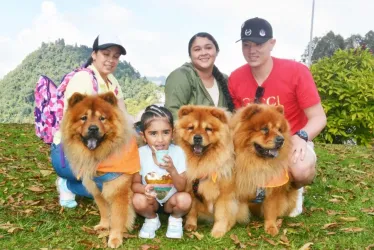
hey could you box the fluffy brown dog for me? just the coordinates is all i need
[61,92,136,248]
[174,105,239,238]
[230,104,298,236]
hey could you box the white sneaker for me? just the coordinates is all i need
[166,215,183,239]
[139,214,161,239]
[56,177,77,208]
[289,187,304,217]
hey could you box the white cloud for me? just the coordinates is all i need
[1,0,374,79]
[87,0,133,33]
[0,1,84,79]
[0,0,165,79]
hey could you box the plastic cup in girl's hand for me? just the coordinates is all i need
[156,150,169,164]
[145,172,173,200]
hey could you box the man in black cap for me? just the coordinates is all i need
[228,17,327,216]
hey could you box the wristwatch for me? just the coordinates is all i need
[295,130,308,142]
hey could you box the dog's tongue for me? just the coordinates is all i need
[193,145,203,155]
[87,138,98,150]
[268,149,279,157]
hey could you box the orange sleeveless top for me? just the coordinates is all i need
[264,168,289,188]
[97,137,140,174]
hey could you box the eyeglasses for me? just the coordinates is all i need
[254,86,265,104]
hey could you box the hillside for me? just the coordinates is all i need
[0,39,162,123]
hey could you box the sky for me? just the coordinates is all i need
[0,0,373,80]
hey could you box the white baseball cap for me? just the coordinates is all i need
[93,34,126,55]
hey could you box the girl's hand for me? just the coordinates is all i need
[159,155,177,175]
[144,184,157,199]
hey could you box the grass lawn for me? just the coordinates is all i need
[0,123,373,250]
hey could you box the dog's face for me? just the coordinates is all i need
[175,105,229,156]
[66,92,119,150]
[231,104,290,159]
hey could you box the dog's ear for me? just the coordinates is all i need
[68,92,86,108]
[275,105,284,115]
[100,92,118,106]
[242,104,261,120]
[210,108,228,124]
[178,105,194,119]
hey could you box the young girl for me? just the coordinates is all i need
[132,105,192,239]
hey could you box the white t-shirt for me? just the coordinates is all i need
[205,78,219,106]
[139,144,186,204]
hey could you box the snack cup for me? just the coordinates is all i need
[153,184,173,200]
[155,150,169,164]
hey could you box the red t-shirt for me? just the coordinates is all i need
[228,57,321,134]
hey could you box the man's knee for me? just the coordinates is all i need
[290,148,317,186]
[291,162,316,185]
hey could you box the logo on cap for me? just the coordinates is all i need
[259,29,266,37]
[245,29,252,36]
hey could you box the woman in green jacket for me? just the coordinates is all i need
[164,32,234,120]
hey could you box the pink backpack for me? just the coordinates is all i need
[34,68,98,144]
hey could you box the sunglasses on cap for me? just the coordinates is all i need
[254,86,265,104]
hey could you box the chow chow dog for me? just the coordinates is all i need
[230,104,298,236]
[174,105,240,238]
[61,92,136,248]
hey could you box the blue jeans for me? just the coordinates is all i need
[50,143,92,198]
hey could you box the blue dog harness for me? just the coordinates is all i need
[251,188,266,203]
[93,172,122,191]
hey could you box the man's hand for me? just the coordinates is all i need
[291,135,307,164]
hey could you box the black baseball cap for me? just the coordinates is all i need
[236,17,273,44]
[93,34,126,55]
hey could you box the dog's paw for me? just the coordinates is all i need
[94,223,109,231]
[265,224,279,236]
[211,229,226,238]
[184,224,197,232]
[107,236,123,249]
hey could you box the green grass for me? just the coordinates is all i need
[0,124,373,250]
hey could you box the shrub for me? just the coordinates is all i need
[311,48,374,146]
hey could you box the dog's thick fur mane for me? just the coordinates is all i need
[174,106,234,182]
[61,94,133,180]
[230,104,292,198]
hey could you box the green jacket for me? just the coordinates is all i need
[164,62,229,120]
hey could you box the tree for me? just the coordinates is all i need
[302,31,374,65]
[311,31,345,62]
[363,30,374,51]
[311,48,374,146]
[344,34,363,49]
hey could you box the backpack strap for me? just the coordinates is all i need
[76,68,99,94]
[58,67,99,96]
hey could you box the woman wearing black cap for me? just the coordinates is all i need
[51,34,129,208]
